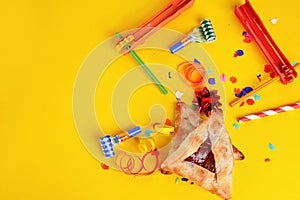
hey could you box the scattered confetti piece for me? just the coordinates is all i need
[233,123,240,130]
[190,182,194,185]
[246,98,255,105]
[292,62,297,66]
[264,158,271,162]
[235,87,253,98]
[239,101,245,107]
[208,77,216,85]
[144,130,153,138]
[234,49,244,57]
[270,18,278,24]
[269,143,276,151]
[220,74,226,82]
[230,76,237,84]
[207,68,212,75]
[194,58,200,64]
[234,88,241,94]
[175,177,179,184]
[181,177,189,182]
[165,118,172,126]
[175,90,183,100]
[257,74,262,82]
[101,163,109,170]
[242,31,252,43]
[168,72,171,79]
[253,94,261,101]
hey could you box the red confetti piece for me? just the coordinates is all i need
[234,88,241,94]
[101,163,109,170]
[257,74,262,82]
[165,118,172,126]
[239,101,245,107]
[246,98,255,105]
[230,76,237,84]
[264,158,271,162]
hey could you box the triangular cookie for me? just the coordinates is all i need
[161,102,240,199]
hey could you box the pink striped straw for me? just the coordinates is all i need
[238,102,300,123]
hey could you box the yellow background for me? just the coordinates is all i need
[1,0,300,199]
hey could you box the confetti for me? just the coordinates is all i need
[101,163,109,170]
[175,177,179,184]
[292,62,297,66]
[144,130,153,138]
[165,118,172,126]
[208,77,216,85]
[269,143,276,151]
[233,123,240,130]
[235,87,253,98]
[181,177,189,182]
[168,72,171,79]
[264,158,271,162]
[230,76,237,84]
[270,18,278,24]
[194,58,200,64]
[220,74,226,82]
[242,31,252,43]
[190,182,194,185]
[253,94,261,101]
[175,90,183,100]
[239,101,245,107]
[257,74,262,82]
[207,68,212,75]
[246,98,255,105]
[234,49,244,57]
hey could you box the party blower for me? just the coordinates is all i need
[170,19,216,54]
[100,126,142,158]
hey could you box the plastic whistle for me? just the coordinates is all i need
[234,0,297,84]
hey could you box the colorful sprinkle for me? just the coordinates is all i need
[175,177,179,184]
[175,90,183,100]
[208,77,216,85]
[229,76,237,84]
[144,130,153,138]
[233,123,240,130]
[207,68,212,75]
[235,87,253,98]
[194,58,200,64]
[246,98,255,105]
[264,158,271,162]
[257,74,262,82]
[181,177,189,182]
[234,49,244,57]
[220,74,226,82]
[242,31,252,43]
[101,163,109,170]
[168,72,171,79]
[270,18,278,24]
[165,118,172,126]
[190,182,194,185]
[269,143,276,150]
[239,101,245,107]
[253,94,261,101]
[292,62,297,67]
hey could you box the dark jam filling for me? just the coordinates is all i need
[184,138,216,173]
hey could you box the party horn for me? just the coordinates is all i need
[99,126,142,158]
[170,19,216,54]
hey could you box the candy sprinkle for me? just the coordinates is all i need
[233,123,240,130]
[234,49,244,57]
[175,177,179,184]
[194,58,200,64]
[220,74,226,82]
[208,78,216,85]
[181,177,189,182]
[175,90,183,100]
[270,18,278,24]
[207,68,212,75]
[269,143,276,151]
[101,163,109,170]
[230,76,237,84]
[246,98,255,105]
[264,158,271,162]
[168,72,172,79]
[253,94,261,101]
[292,62,298,66]
[144,130,153,138]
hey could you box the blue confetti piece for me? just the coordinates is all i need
[194,58,200,64]
[292,62,297,67]
[207,68,212,75]
[237,49,244,56]
[233,123,240,130]
[144,130,153,138]
[181,177,188,182]
[253,94,261,101]
[269,143,276,150]
[208,78,216,85]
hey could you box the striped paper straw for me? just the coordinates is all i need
[238,102,300,123]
